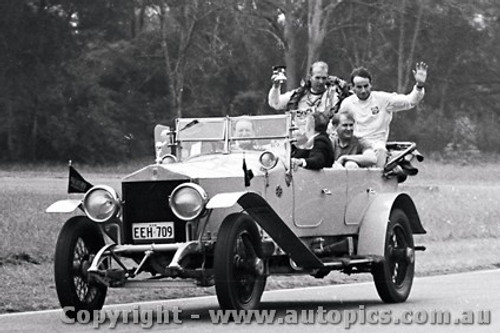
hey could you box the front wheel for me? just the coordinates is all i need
[54,217,108,318]
[372,209,415,303]
[214,213,267,310]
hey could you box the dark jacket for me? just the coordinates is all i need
[292,131,334,170]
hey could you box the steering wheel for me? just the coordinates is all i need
[384,142,417,172]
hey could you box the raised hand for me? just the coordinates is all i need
[412,61,428,85]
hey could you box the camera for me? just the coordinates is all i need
[272,65,287,84]
[326,75,339,86]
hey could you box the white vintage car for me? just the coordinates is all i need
[47,113,426,317]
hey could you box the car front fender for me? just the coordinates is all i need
[206,191,248,209]
[46,199,82,213]
[357,192,425,257]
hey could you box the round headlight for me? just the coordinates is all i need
[169,183,208,221]
[259,151,279,170]
[161,154,178,164]
[82,185,121,223]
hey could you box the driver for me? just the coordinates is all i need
[232,118,257,150]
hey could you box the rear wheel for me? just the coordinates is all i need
[372,209,415,303]
[54,217,107,318]
[214,214,266,310]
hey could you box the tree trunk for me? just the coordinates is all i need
[157,0,199,119]
[283,3,298,90]
[397,0,407,93]
[307,0,324,71]
[402,0,424,91]
[6,98,14,158]
[175,71,184,119]
[130,0,136,38]
[31,101,39,161]
[158,2,184,119]
[306,0,340,75]
[138,0,146,33]
[284,46,297,90]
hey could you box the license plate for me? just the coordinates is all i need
[132,222,175,240]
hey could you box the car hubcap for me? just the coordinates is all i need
[388,225,411,287]
[233,232,259,303]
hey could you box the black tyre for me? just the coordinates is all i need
[214,214,266,310]
[372,209,415,303]
[54,217,107,318]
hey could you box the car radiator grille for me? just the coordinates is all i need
[122,180,189,244]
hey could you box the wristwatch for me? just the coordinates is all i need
[416,83,425,89]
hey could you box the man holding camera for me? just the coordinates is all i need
[268,61,348,117]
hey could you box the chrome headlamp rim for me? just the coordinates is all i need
[82,185,121,223]
[160,154,178,164]
[259,150,279,170]
[169,183,208,221]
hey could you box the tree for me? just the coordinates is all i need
[0,0,80,160]
[396,0,424,93]
[306,0,343,71]
[2,0,500,163]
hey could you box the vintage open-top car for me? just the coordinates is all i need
[47,112,426,317]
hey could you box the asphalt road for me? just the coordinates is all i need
[0,269,497,333]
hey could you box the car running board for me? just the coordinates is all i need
[238,192,325,269]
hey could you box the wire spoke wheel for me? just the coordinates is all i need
[234,233,258,303]
[372,209,415,303]
[54,217,108,318]
[214,214,266,310]
[71,237,101,303]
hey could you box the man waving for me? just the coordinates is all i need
[339,62,428,167]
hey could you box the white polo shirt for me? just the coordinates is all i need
[339,85,424,150]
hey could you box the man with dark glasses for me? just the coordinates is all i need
[268,61,348,148]
[268,61,347,117]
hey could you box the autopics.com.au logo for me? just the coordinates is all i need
[61,305,492,329]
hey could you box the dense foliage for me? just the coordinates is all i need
[1,0,499,163]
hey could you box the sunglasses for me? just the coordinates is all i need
[296,109,313,118]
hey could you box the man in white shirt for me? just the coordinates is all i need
[339,62,428,167]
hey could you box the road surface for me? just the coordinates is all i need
[0,269,497,332]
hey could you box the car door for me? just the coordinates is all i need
[292,168,347,237]
[344,168,388,225]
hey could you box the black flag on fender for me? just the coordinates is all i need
[242,155,254,187]
[68,162,93,193]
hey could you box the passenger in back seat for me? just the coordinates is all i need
[291,112,334,170]
[338,62,428,167]
[330,111,377,169]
